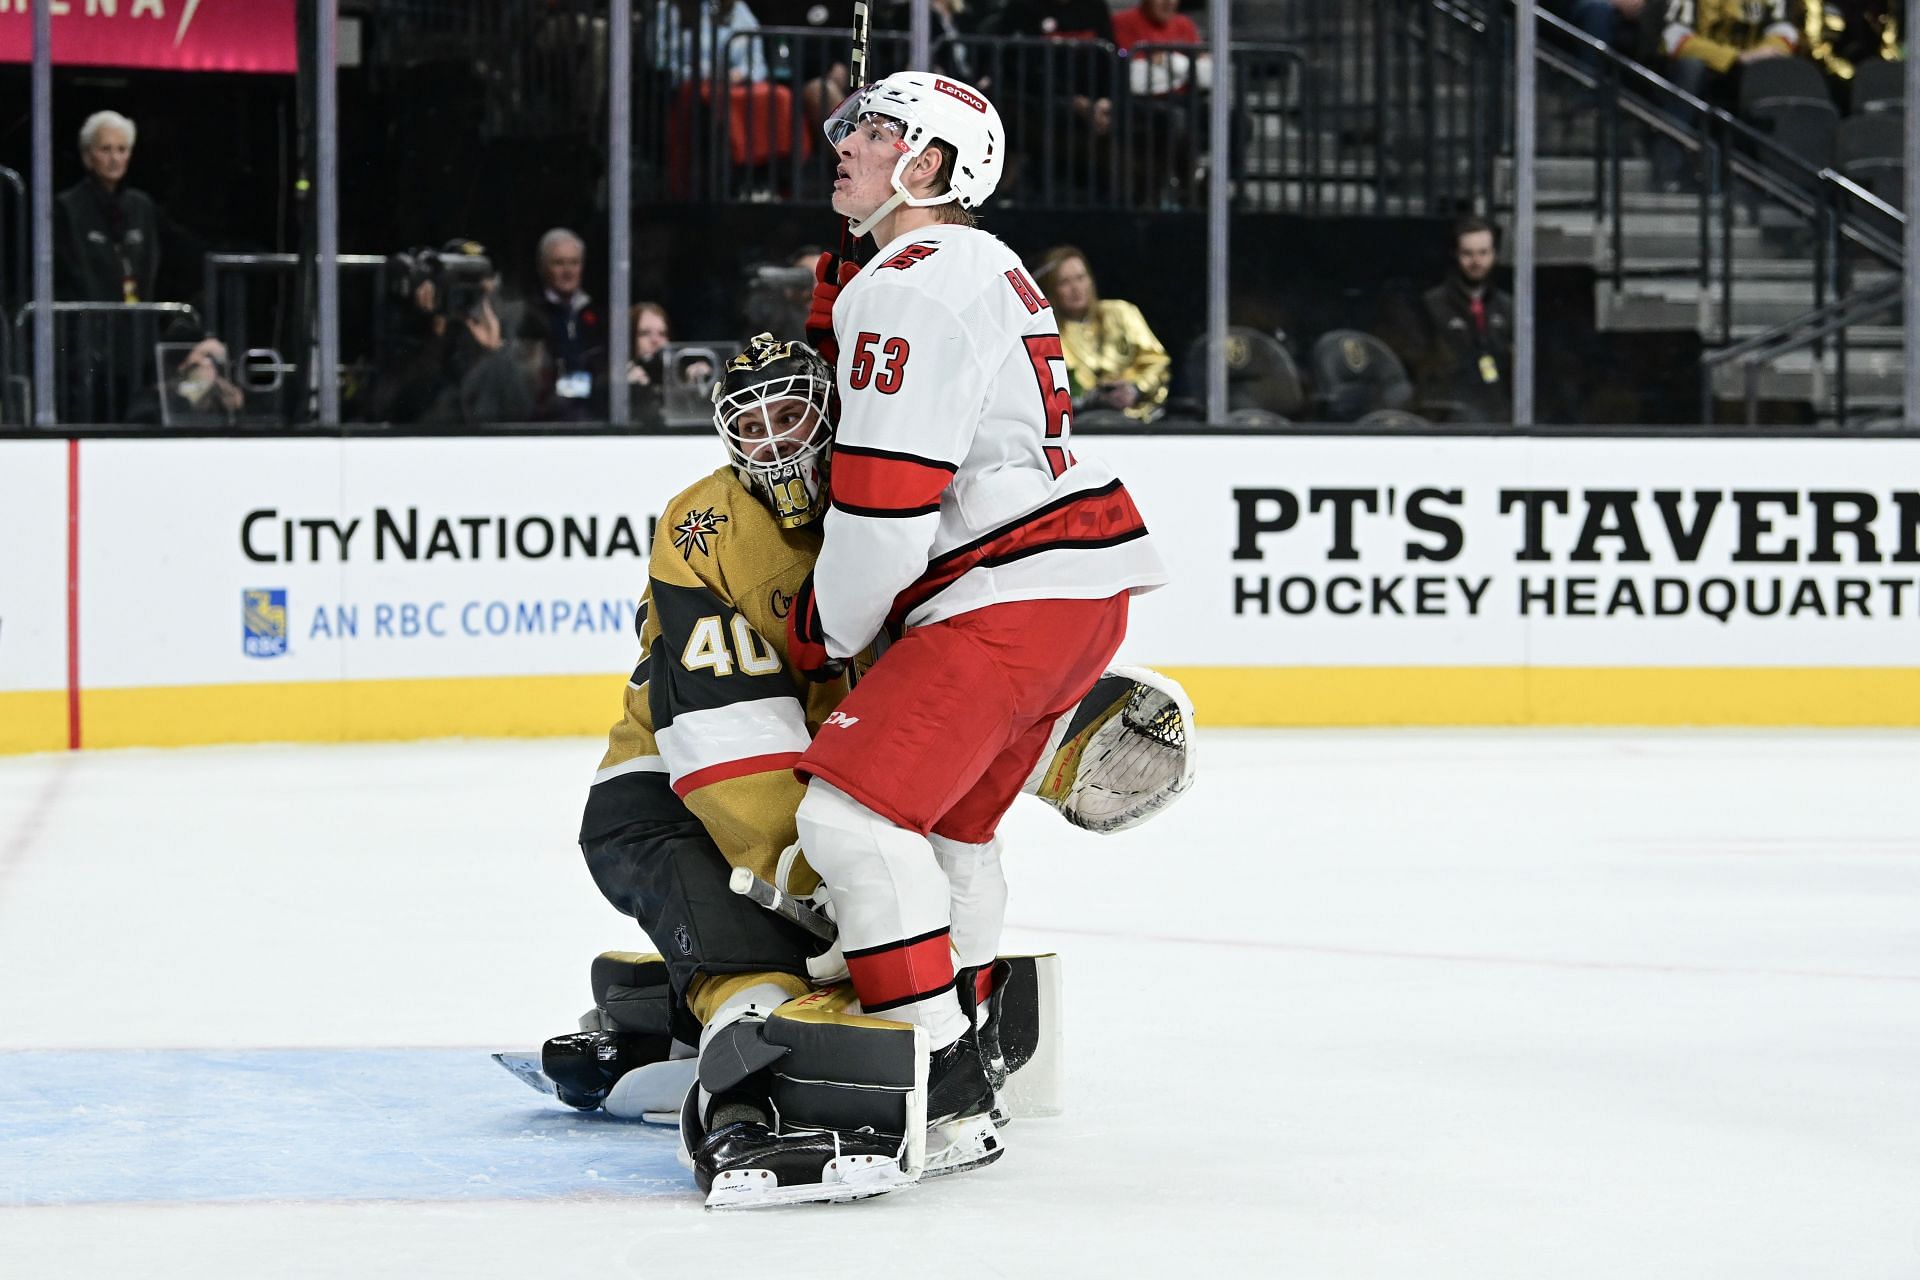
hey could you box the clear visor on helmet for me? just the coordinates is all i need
[712,371,833,527]
[823,89,910,151]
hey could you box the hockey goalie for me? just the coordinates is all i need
[496,334,1195,1208]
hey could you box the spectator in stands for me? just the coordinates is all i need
[990,0,1123,199]
[520,228,608,422]
[1112,0,1210,206]
[169,338,246,417]
[1416,217,1514,424]
[1805,0,1903,92]
[884,0,986,85]
[654,0,769,84]
[806,0,985,124]
[625,301,713,426]
[55,111,160,305]
[1033,244,1171,423]
[1555,0,1646,54]
[364,241,534,426]
[140,336,248,426]
[1113,0,1202,56]
[1647,0,1808,192]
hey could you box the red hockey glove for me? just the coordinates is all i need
[805,251,859,368]
[786,573,845,683]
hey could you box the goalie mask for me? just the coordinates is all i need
[712,334,835,528]
[823,71,1004,238]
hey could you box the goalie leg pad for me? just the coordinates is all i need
[973,954,1064,1120]
[764,987,927,1144]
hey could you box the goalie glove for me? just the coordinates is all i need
[1031,665,1197,833]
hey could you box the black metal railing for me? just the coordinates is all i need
[0,165,26,320]
[1700,278,1904,425]
[10,302,202,425]
[368,2,1499,215]
[1508,2,1906,424]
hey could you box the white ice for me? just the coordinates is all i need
[2,730,1916,1278]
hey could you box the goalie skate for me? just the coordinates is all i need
[698,1120,918,1209]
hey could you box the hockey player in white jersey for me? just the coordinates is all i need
[786,72,1169,1134]
[500,334,1196,1207]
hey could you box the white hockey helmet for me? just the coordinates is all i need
[711,333,835,529]
[823,71,1004,237]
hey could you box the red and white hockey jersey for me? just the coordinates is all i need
[818,223,1167,657]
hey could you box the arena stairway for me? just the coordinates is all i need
[1510,146,1906,425]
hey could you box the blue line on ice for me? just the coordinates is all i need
[0,1048,688,1206]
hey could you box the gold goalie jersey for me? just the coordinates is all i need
[592,466,862,888]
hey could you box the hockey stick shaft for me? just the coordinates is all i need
[850,0,871,92]
[728,866,837,943]
[832,0,874,261]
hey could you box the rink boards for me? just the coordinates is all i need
[3,432,1919,751]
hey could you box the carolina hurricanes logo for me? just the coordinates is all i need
[670,507,728,559]
[880,242,941,271]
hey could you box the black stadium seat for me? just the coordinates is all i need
[1357,408,1433,428]
[1179,327,1306,419]
[1739,58,1838,171]
[1309,330,1413,422]
[1837,113,1905,209]
[1849,58,1905,116]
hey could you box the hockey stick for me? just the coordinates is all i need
[834,0,874,260]
[849,0,872,96]
[729,866,836,943]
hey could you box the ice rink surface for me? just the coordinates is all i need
[2,729,1916,1279]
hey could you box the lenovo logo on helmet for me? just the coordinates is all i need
[934,78,988,113]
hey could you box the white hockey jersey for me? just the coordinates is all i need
[817,223,1168,657]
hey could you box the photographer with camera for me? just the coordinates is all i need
[362,239,534,426]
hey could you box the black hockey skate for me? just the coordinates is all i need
[957,960,1014,1124]
[694,1119,912,1208]
[921,1031,1005,1178]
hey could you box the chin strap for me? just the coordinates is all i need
[849,189,907,240]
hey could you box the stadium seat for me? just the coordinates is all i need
[1225,407,1291,428]
[1849,59,1905,115]
[1308,330,1413,423]
[1738,58,1838,171]
[1837,113,1905,208]
[1180,327,1306,419]
[1356,408,1433,428]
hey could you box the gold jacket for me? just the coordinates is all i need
[1057,299,1172,422]
[1661,0,1806,72]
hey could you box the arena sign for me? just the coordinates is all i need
[0,0,295,76]
[2,432,1918,752]
[1094,435,1920,726]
